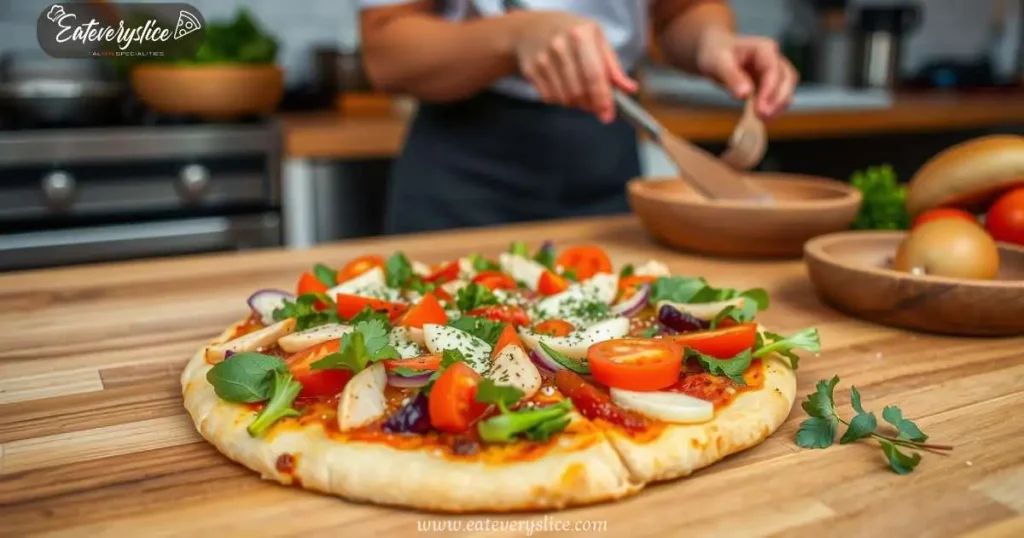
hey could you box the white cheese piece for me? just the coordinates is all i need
[610,388,714,424]
[533,272,619,321]
[422,323,492,374]
[487,345,542,400]
[498,252,546,291]
[389,326,427,358]
[278,323,353,353]
[204,318,296,363]
[411,260,431,277]
[657,297,746,321]
[337,363,388,431]
[325,266,400,302]
[517,316,629,361]
[457,257,477,280]
[441,279,468,297]
[634,260,671,277]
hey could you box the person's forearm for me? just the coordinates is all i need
[652,0,736,74]
[361,10,528,102]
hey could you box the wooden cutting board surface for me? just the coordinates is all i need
[1,216,1022,538]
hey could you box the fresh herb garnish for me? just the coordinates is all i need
[390,366,428,378]
[619,264,635,278]
[474,379,574,443]
[562,268,578,282]
[795,376,952,474]
[205,352,303,437]
[455,282,499,312]
[509,241,530,257]
[752,328,821,369]
[685,348,752,385]
[406,276,436,295]
[709,300,758,329]
[345,305,392,327]
[272,292,340,330]
[311,320,400,373]
[422,349,468,395]
[469,253,500,272]
[538,341,590,374]
[385,252,414,288]
[649,276,768,311]
[532,244,556,271]
[312,263,338,287]
[447,316,506,347]
[641,326,660,338]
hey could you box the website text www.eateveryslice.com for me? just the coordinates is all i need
[417,517,608,534]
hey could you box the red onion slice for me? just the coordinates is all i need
[387,370,433,388]
[528,349,561,373]
[247,289,294,325]
[611,283,650,317]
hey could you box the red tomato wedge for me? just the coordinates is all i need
[472,271,518,291]
[669,323,758,359]
[556,245,612,280]
[425,261,459,284]
[537,270,569,296]
[399,292,447,329]
[467,305,531,327]
[296,271,330,310]
[587,338,683,392]
[533,319,575,337]
[492,323,524,358]
[428,362,488,433]
[554,370,649,431]
[285,340,353,399]
[335,293,408,322]
[338,255,385,283]
[382,354,441,372]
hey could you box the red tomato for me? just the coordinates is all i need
[296,271,330,310]
[492,323,525,358]
[335,293,408,322]
[428,362,488,433]
[985,187,1024,245]
[533,319,575,337]
[425,261,460,284]
[587,338,683,391]
[382,354,441,372]
[912,208,978,229]
[537,270,569,296]
[556,245,613,280]
[286,340,353,399]
[669,323,758,359]
[467,305,531,327]
[553,370,649,431]
[338,255,385,283]
[617,275,656,301]
[398,292,447,329]
[472,271,518,291]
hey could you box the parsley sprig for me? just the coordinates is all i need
[796,376,952,474]
[455,282,499,312]
[310,319,400,373]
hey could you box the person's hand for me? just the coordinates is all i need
[511,11,637,123]
[695,28,798,118]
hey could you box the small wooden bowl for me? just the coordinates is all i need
[131,64,284,120]
[627,173,862,258]
[805,231,1024,336]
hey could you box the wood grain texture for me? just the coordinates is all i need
[1,215,1022,537]
[280,93,1024,158]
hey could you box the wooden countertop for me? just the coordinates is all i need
[1,216,1023,537]
[281,92,1024,159]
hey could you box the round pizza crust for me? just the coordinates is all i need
[181,320,797,513]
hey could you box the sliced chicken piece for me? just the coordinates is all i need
[487,345,543,400]
[337,362,388,432]
[278,323,353,353]
[205,318,296,363]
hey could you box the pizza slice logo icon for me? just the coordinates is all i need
[174,10,201,40]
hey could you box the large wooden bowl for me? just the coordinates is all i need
[627,174,862,258]
[130,64,284,120]
[805,231,1024,336]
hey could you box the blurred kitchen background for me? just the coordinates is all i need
[1,0,1023,271]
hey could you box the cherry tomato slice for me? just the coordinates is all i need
[669,323,758,359]
[335,293,408,322]
[537,270,569,296]
[912,208,978,230]
[425,261,460,284]
[556,245,613,281]
[398,292,447,329]
[533,319,575,337]
[382,354,441,372]
[472,271,518,291]
[467,305,531,327]
[428,362,488,433]
[296,271,330,310]
[338,255,385,283]
[286,340,353,399]
[587,338,683,391]
[554,370,649,431]
[492,323,525,358]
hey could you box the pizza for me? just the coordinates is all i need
[180,242,820,512]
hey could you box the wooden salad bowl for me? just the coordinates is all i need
[805,231,1024,336]
[627,173,862,258]
[131,64,284,120]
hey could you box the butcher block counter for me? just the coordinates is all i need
[1,216,1023,538]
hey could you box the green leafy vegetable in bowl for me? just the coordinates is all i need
[849,164,911,230]
[184,8,278,64]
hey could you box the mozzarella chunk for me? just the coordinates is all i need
[634,260,671,277]
[533,272,619,322]
[278,323,353,353]
[457,257,477,280]
[325,267,399,301]
[422,323,492,374]
[441,279,468,297]
[204,318,296,363]
[389,326,427,359]
[337,363,388,431]
[498,252,546,291]
[411,260,431,277]
[487,345,542,400]
[610,388,714,424]
[517,317,629,361]
[657,297,746,321]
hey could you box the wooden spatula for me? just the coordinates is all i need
[613,91,771,201]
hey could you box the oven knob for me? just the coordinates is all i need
[41,170,75,209]
[178,164,210,201]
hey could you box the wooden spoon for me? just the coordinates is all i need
[720,96,767,171]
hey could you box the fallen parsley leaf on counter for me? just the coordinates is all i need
[795,375,951,474]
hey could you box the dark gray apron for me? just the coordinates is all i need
[384,90,641,234]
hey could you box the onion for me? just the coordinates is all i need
[528,350,561,373]
[247,289,294,325]
[382,392,431,434]
[387,371,433,388]
[611,283,650,317]
[657,304,709,334]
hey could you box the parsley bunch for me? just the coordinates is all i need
[796,376,952,474]
[849,164,910,230]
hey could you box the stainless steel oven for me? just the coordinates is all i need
[0,119,283,272]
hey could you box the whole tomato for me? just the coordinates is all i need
[912,208,978,230]
[985,187,1024,245]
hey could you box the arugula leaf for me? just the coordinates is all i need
[739,288,770,310]
[206,352,285,402]
[246,369,302,437]
[752,328,821,369]
[686,348,752,385]
[795,416,837,449]
[709,300,758,329]
[648,276,709,305]
[456,282,499,312]
[310,320,400,373]
[469,253,500,272]
[562,268,578,282]
[272,292,340,330]
[474,378,524,411]
[524,415,572,442]
[477,399,573,444]
[312,263,338,287]
[641,326,660,338]
[539,341,590,374]
[390,366,429,378]
[385,252,414,288]
[619,264,635,278]
[533,246,556,271]
[509,241,529,257]
[447,316,505,347]
[882,405,929,442]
